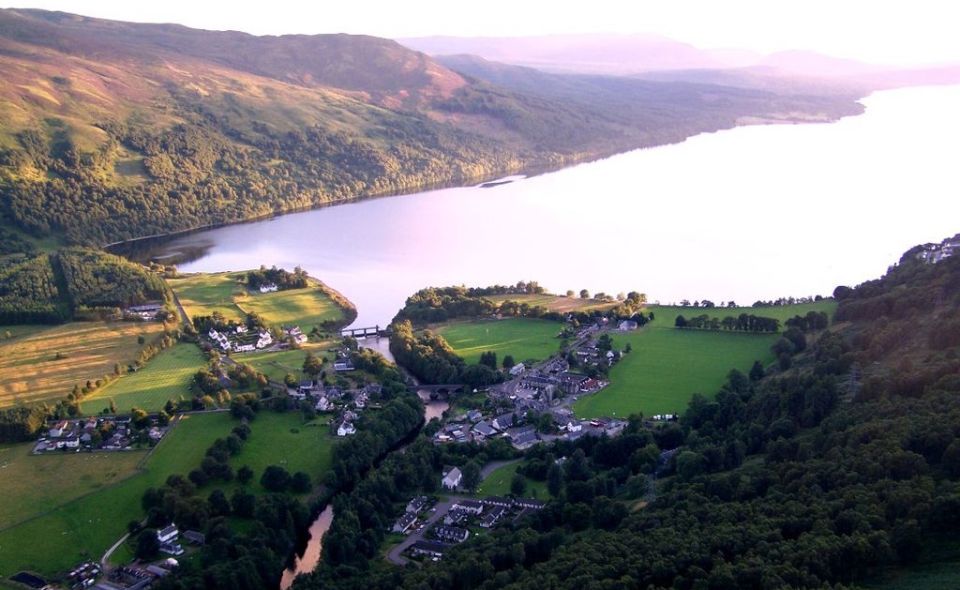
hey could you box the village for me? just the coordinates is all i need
[33,415,169,454]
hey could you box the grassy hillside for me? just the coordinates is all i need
[436,318,564,365]
[0,9,865,246]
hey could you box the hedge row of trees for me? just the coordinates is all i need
[389,320,503,388]
[245,266,308,291]
[675,312,781,333]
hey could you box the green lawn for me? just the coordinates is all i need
[168,271,347,332]
[240,343,334,383]
[485,293,617,313]
[436,318,565,365]
[573,301,838,419]
[477,461,549,499]
[0,412,236,577]
[80,343,206,414]
[0,443,146,530]
[222,411,335,495]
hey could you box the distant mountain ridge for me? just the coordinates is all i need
[0,9,865,246]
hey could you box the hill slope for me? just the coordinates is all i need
[0,9,864,246]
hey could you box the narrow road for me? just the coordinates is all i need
[101,530,132,571]
[480,459,520,480]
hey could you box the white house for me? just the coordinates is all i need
[509,363,526,377]
[618,320,638,331]
[566,421,583,433]
[315,397,331,412]
[255,331,273,349]
[336,422,356,437]
[157,525,179,544]
[48,420,69,438]
[442,466,462,490]
[259,283,279,293]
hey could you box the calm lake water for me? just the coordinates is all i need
[153,85,960,328]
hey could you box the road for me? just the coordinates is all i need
[385,494,470,566]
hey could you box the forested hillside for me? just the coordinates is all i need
[286,246,960,590]
[0,9,864,246]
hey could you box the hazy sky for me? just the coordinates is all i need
[2,0,959,65]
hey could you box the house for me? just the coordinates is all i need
[299,379,315,394]
[480,496,513,509]
[406,495,430,514]
[451,499,483,515]
[48,420,69,438]
[259,283,278,293]
[148,427,164,442]
[492,412,517,431]
[566,421,583,433]
[333,359,355,372]
[432,525,470,544]
[472,420,497,439]
[409,540,447,559]
[157,525,179,544]
[315,397,332,412]
[64,437,80,449]
[480,505,507,528]
[441,466,462,490]
[514,498,546,510]
[558,372,590,394]
[392,512,417,534]
[508,363,526,377]
[466,410,482,423]
[255,330,273,349]
[285,326,308,345]
[160,542,184,556]
[183,530,206,545]
[507,425,539,448]
[443,508,470,525]
[336,422,356,437]
[618,320,639,331]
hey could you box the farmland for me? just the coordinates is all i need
[167,271,350,331]
[484,293,617,313]
[436,318,565,365]
[79,343,207,414]
[0,321,166,409]
[573,301,838,419]
[0,412,236,577]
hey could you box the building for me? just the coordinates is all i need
[509,362,526,377]
[441,466,462,490]
[409,540,447,559]
[392,512,417,534]
[259,283,279,293]
[432,525,470,544]
[333,359,355,372]
[480,496,513,509]
[443,508,470,525]
[514,498,546,510]
[451,499,483,515]
[472,420,497,439]
[558,372,590,394]
[315,397,332,412]
[157,525,179,544]
[466,410,482,423]
[183,530,206,545]
[507,425,538,448]
[285,326,308,344]
[492,412,517,431]
[618,320,639,331]
[406,495,430,514]
[336,422,356,437]
[480,505,507,528]
[48,420,69,438]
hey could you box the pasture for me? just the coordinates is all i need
[240,344,334,383]
[0,321,166,409]
[435,318,564,365]
[484,293,617,313]
[168,271,347,331]
[0,412,236,577]
[477,461,549,498]
[573,301,838,419]
[80,343,206,414]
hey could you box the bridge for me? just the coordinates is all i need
[340,325,385,338]
[414,384,467,400]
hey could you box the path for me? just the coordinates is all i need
[101,529,133,571]
[480,459,520,480]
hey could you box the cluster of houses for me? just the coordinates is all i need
[258,283,279,293]
[156,524,205,558]
[284,325,308,345]
[123,302,165,322]
[917,236,959,264]
[34,416,167,454]
[292,379,383,437]
[207,325,273,353]
[402,495,546,561]
[94,560,180,590]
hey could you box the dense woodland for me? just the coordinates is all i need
[0,247,166,324]
[287,248,960,590]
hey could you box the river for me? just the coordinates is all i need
[141,85,960,329]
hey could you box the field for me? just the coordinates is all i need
[79,343,207,414]
[477,461,549,498]
[485,293,617,313]
[0,321,167,409]
[573,301,838,419]
[240,344,334,383]
[0,444,145,530]
[168,271,347,331]
[436,318,565,365]
[0,412,236,577]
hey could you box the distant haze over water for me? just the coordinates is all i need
[157,85,960,327]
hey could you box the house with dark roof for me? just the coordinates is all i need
[480,496,513,509]
[472,420,497,439]
[451,499,483,515]
[514,498,546,510]
[507,425,539,448]
[406,495,430,514]
[432,524,470,544]
[410,540,448,559]
[392,511,417,534]
[480,505,507,528]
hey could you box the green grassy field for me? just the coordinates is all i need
[485,293,617,313]
[0,444,146,530]
[240,343,335,383]
[0,321,167,409]
[477,461,549,498]
[0,412,236,577]
[168,271,346,331]
[573,301,837,419]
[79,343,207,414]
[436,318,565,365]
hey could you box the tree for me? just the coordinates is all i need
[510,472,527,496]
[579,289,590,299]
[749,360,765,381]
[303,351,323,376]
[625,474,650,499]
[208,489,231,516]
[231,489,256,517]
[237,465,254,484]
[135,529,160,559]
[565,290,575,297]
[261,465,291,491]
[479,351,498,369]
[291,471,312,493]
[462,460,482,492]
[547,463,563,497]
[502,355,515,370]
[675,315,688,328]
